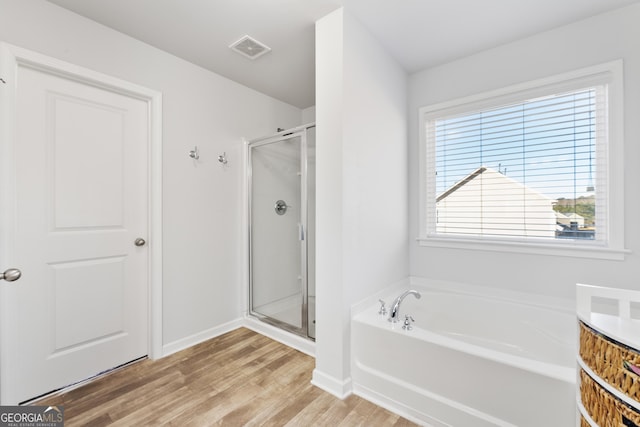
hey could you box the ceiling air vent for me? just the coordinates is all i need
[229,35,271,60]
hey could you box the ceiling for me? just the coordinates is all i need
[47,0,640,109]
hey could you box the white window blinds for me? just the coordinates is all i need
[425,86,608,243]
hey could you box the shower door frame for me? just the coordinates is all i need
[247,124,314,339]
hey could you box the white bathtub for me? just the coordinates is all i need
[351,281,576,427]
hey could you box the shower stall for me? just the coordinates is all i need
[247,124,315,340]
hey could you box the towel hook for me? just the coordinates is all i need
[189,146,200,160]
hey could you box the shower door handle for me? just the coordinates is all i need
[298,223,305,241]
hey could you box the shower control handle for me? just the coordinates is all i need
[275,200,289,216]
[402,314,415,331]
[378,299,387,316]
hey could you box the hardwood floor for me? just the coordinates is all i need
[35,328,418,426]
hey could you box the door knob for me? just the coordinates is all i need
[0,268,21,282]
[134,238,146,247]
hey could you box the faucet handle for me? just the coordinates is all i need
[378,299,387,315]
[402,314,415,331]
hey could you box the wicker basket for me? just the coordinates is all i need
[579,321,640,402]
[580,414,592,427]
[580,368,640,427]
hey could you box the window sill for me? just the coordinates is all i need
[417,236,629,261]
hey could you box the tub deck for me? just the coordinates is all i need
[351,281,576,427]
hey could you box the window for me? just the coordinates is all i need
[418,61,626,259]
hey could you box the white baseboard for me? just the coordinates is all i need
[162,318,244,357]
[310,369,352,399]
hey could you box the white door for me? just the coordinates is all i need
[0,49,150,404]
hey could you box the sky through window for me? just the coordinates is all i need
[434,88,597,202]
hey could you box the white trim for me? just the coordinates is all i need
[310,369,353,399]
[418,60,625,259]
[419,61,620,119]
[240,137,250,330]
[162,319,244,357]
[0,42,18,407]
[149,91,163,360]
[417,236,629,261]
[0,42,163,402]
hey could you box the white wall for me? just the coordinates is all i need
[314,8,408,396]
[302,106,316,124]
[0,0,302,349]
[409,4,640,299]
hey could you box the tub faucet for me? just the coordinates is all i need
[388,290,421,323]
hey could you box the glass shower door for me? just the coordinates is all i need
[249,134,307,335]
